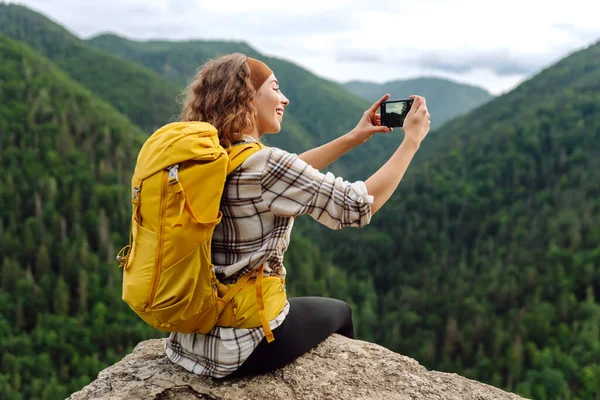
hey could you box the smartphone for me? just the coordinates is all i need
[380,99,414,128]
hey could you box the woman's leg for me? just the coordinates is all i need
[231,297,354,377]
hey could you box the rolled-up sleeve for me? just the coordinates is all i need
[260,148,373,230]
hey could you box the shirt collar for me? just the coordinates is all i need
[240,134,259,144]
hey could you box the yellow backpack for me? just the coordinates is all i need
[116,121,287,342]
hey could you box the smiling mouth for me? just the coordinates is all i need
[276,109,284,118]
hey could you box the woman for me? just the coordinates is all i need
[164,53,431,378]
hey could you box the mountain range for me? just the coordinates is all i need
[342,77,493,129]
[1,3,599,400]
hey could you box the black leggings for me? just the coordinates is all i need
[230,297,354,377]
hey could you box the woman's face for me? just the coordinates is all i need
[255,74,289,135]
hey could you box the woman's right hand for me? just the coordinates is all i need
[402,95,431,149]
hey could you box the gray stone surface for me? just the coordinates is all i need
[69,334,527,400]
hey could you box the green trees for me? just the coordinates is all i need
[0,4,180,134]
[0,34,158,399]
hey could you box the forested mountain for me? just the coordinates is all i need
[0,34,157,399]
[86,34,259,87]
[1,3,599,400]
[343,77,493,128]
[0,3,180,133]
[315,40,600,399]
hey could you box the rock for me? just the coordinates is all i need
[68,334,527,400]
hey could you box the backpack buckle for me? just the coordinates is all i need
[132,187,141,201]
[167,164,179,185]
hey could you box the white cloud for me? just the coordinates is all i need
[8,0,600,94]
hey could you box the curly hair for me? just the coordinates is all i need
[180,53,258,150]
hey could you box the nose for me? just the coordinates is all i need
[281,93,290,107]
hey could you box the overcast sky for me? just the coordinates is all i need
[10,0,600,94]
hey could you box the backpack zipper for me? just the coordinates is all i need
[148,169,168,307]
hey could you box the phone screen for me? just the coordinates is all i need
[381,99,413,128]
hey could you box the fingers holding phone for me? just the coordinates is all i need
[369,94,391,115]
[402,95,430,148]
[349,94,394,145]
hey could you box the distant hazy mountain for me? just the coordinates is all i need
[342,77,493,129]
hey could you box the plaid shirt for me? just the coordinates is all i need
[165,137,373,378]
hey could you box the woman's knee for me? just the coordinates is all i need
[335,300,354,338]
[314,297,354,337]
[288,296,354,328]
[298,297,351,315]
[332,299,352,321]
[329,297,353,315]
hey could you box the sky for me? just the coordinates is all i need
[9,0,600,95]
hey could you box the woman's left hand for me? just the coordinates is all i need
[348,94,393,145]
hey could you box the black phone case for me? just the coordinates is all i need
[381,99,414,128]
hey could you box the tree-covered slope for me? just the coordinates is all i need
[87,34,259,87]
[0,3,180,133]
[0,33,159,399]
[343,77,493,129]
[316,40,600,399]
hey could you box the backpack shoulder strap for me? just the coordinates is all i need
[227,142,265,175]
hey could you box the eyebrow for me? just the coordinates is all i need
[272,79,279,85]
